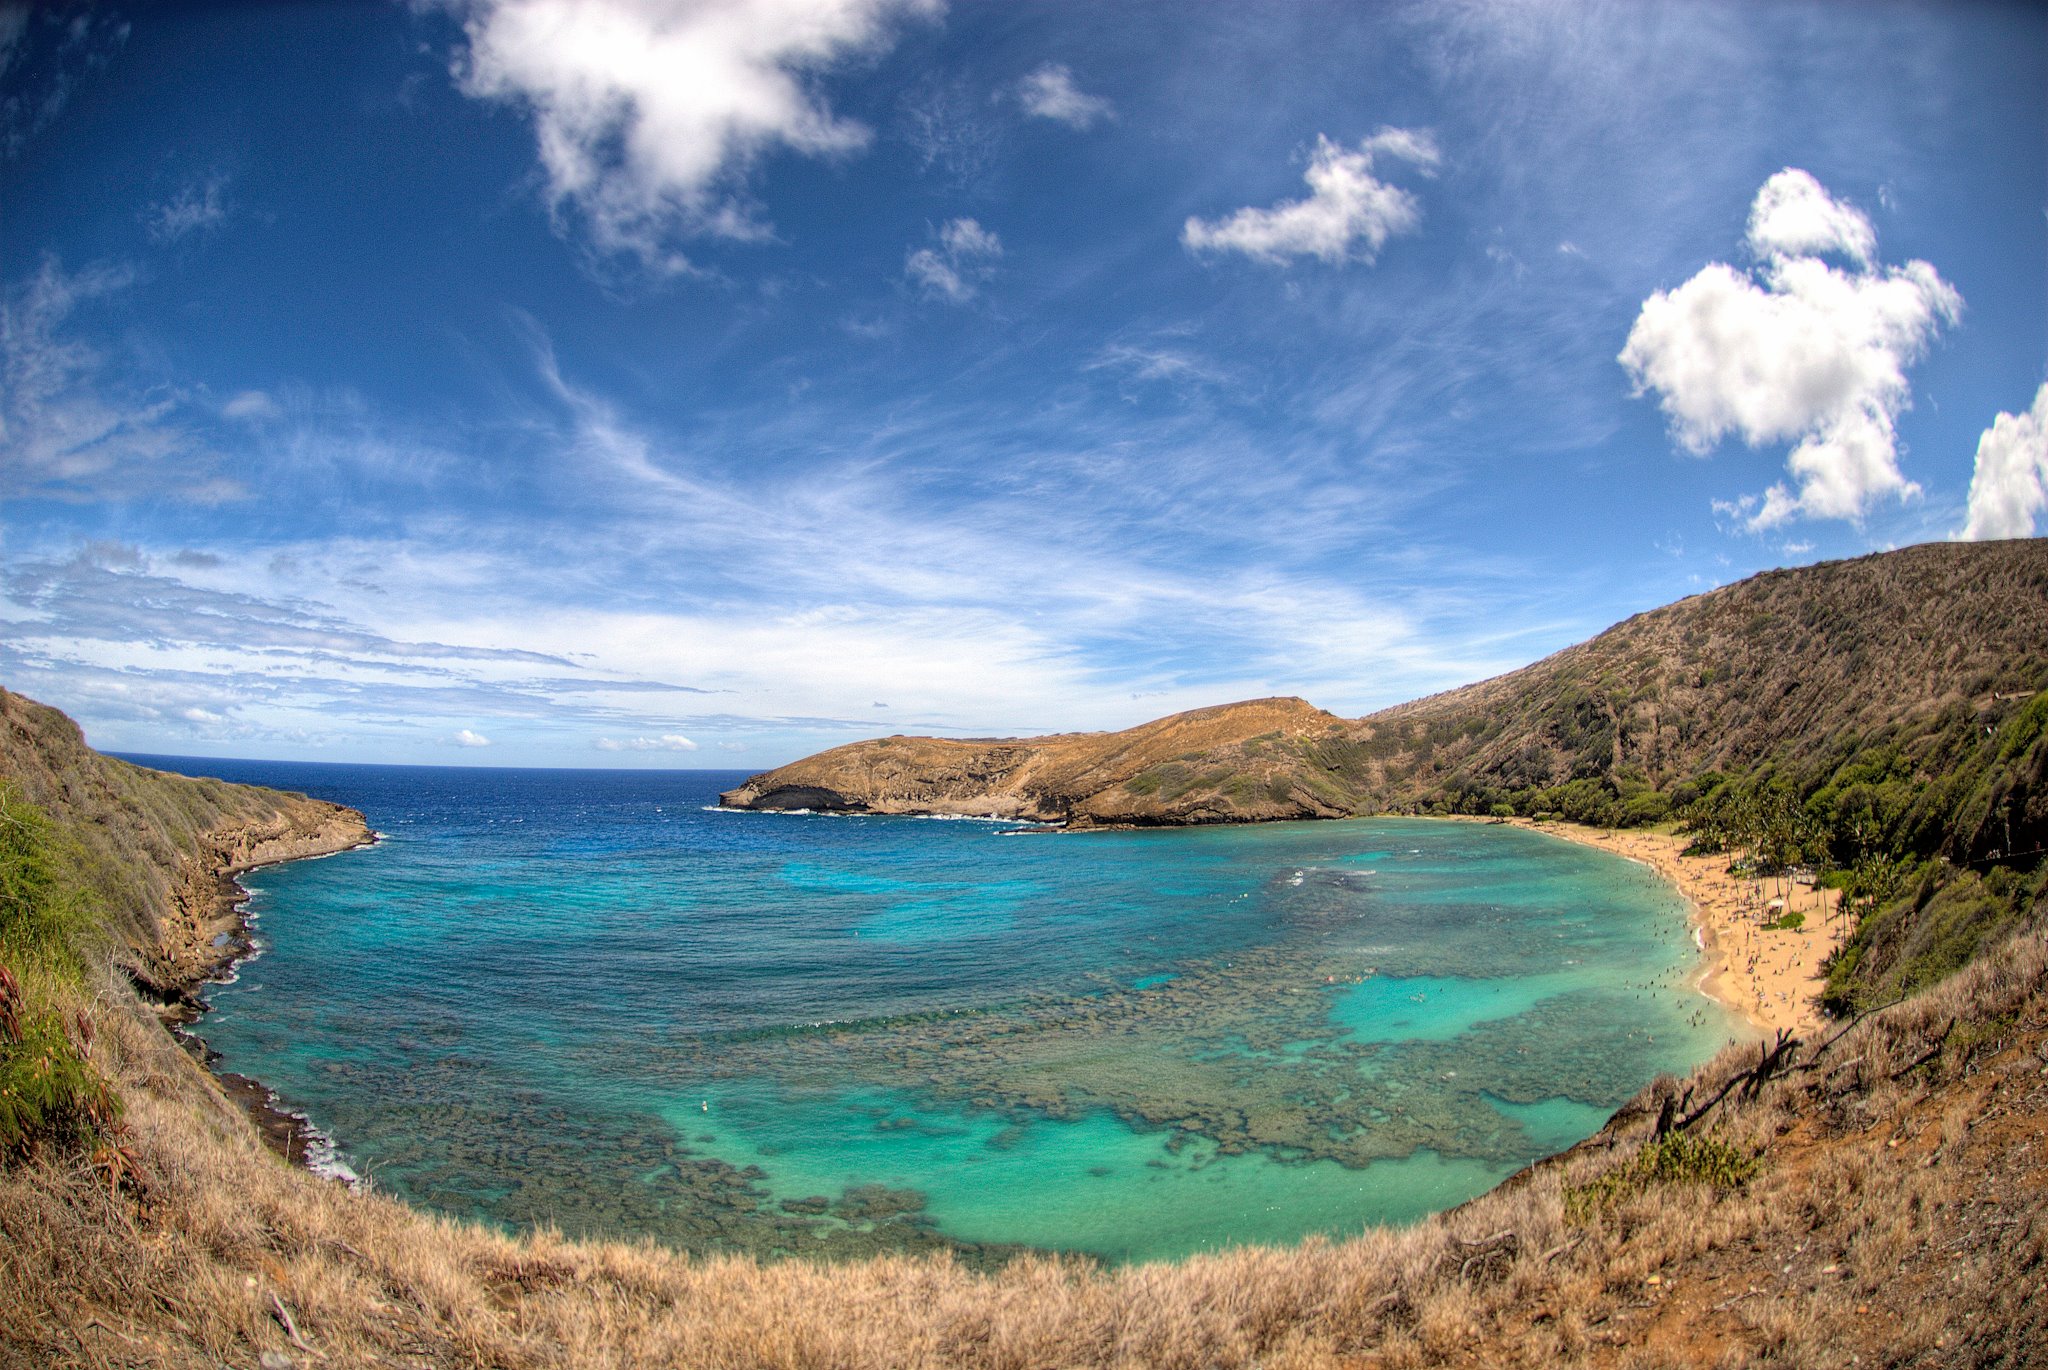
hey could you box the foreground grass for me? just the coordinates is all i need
[6,929,2043,1369]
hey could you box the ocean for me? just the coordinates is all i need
[125,757,1741,1266]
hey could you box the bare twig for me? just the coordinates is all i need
[271,1292,317,1356]
[1679,1029,1802,1131]
[1452,1229,1518,1248]
[81,1317,140,1346]
[1793,993,1912,1069]
[318,1236,369,1262]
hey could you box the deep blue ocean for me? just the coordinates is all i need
[124,756,1740,1265]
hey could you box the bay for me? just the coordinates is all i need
[126,757,1740,1265]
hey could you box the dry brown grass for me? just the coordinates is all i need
[6,930,2045,1369]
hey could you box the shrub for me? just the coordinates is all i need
[1619,790,1673,827]
[1564,1130,1757,1221]
[0,965,120,1158]
[0,788,122,1158]
[1768,910,1806,931]
[0,786,95,978]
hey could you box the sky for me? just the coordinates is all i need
[3,0,2045,769]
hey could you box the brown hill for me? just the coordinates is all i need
[720,694,1361,826]
[1351,539,2048,844]
[726,541,2048,858]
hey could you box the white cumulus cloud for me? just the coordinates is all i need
[1015,63,1110,129]
[1620,168,1961,530]
[1960,383,2048,541]
[1744,166,1877,267]
[454,728,493,747]
[905,215,1001,302]
[453,0,938,265]
[1182,128,1439,266]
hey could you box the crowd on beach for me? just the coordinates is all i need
[1504,821,1841,1037]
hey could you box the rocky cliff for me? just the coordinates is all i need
[0,687,373,1007]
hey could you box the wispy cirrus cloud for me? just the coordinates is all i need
[1,7,130,159]
[144,172,231,243]
[1085,334,1232,394]
[8,277,1580,766]
[2,548,575,667]
[899,75,1000,187]
[1,255,255,504]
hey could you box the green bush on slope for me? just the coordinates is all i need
[0,785,120,1158]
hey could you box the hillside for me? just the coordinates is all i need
[731,543,2045,843]
[1352,539,2047,844]
[0,688,372,1013]
[720,694,1361,825]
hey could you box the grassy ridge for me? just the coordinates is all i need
[0,688,371,1004]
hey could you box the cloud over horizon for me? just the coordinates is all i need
[1620,168,1962,530]
[596,732,699,751]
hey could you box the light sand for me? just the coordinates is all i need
[1500,819,1842,1038]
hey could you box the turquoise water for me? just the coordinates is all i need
[130,758,1741,1265]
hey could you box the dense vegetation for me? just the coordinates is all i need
[1356,541,2048,1014]
[0,784,121,1160]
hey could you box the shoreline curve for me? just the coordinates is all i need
[1480,817,1841,1037]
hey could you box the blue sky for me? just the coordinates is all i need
[3,0,2044,768]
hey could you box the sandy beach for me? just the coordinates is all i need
[1500,819,1842,1038]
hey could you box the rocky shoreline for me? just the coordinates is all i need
[150,810,378,1170]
